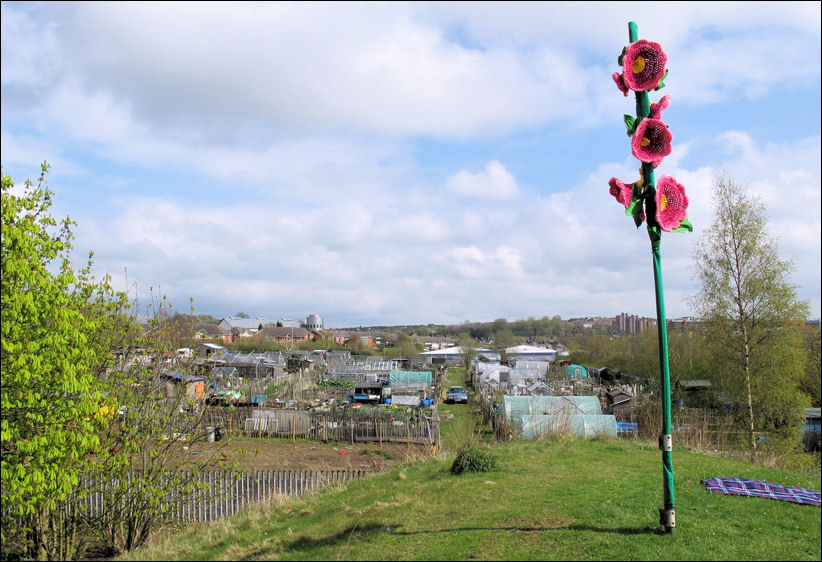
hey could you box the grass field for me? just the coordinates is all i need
[120,368,821,561]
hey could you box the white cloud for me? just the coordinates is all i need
[3,2,819,325]
[445,160,519,199]
[5,2,815,157]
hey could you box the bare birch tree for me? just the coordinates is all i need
[690,172,809,450]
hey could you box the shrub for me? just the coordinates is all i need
[450,446,499,474]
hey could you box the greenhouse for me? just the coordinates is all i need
[389,370,433,386]
[565,364,588,379]
[502,395,617,439]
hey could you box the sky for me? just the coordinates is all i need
[2,1,820,329]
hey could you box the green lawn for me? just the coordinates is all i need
[121,368,821,561]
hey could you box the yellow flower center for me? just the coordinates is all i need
[660,193,668,211]
[633,56,646,74]
[641,136,651,147]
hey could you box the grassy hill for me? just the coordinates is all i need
[120,372,821,561]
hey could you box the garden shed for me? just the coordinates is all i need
[606,389,633,422]
[162,371,205,399]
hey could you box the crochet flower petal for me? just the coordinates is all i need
[655,175,689,231]
[649,95,671,120]
[608,177,634,209]
[612,72,630,97]
[623,39,667,91]
[632,118,672,166]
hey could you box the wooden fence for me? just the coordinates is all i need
[202,406,440,447]
[75,469,367,524]
[240,409,441,447]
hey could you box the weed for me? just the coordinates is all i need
[450,445,499,474]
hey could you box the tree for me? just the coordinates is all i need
[1,164,128,559]
[458,332,478,372]
[2,165,224,559]
[491,328,517,364]
[690,172,810,450]
[392,332,421,360]
[800,324,821,407]
[94,289,226,555]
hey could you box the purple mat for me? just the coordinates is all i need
[701,478,820,507]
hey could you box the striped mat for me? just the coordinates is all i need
[701,478,821,507]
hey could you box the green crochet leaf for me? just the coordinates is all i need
[624,114,637,136]
[626,198,644,228]
[672,217,693,232]
[618,46,627,66]
[654,69,669,91]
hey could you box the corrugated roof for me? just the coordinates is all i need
[219,317,278,330]
[164,371,204,383]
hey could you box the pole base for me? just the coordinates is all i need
[659,507,676,533]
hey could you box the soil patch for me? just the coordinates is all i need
[173,439,433,472]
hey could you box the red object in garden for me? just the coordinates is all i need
[622,39,668,91]
[655,176,689,232]
[631,118,672,167]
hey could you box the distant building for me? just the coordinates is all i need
[218,317,279,337]
[615,312,656,334]
[192,323,230,344]
[668,317,699,329]
[305,314,324,330]
[254,326,312,344]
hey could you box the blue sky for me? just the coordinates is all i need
[2,2,820,328]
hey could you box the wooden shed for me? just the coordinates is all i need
[605,389,633,422]
[162,371,205,400]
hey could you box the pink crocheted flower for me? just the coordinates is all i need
[609,177,645,222]
[623,39,667,91]
[612,72,629,96]
[655,175,689,231]
[649,95,671,120]
[609,177,633,209]
[632,118,672,166]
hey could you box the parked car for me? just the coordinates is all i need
[447,385,468,404]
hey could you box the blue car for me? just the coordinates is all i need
[447,385,468,404]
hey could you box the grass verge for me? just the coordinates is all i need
[120,368,821,562]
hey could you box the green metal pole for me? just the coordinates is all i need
[651,236,676,533]
[628,20,676,534]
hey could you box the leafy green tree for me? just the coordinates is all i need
[491,328,517,363]
[1,164,128,559]
[800,324,821,407]
[690,173,810,450]
[458,332,478,372]
[391,332,422,360]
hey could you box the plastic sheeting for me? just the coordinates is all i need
[389,370,433,386]
[503,395,604,427]
[521,414,617,439]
